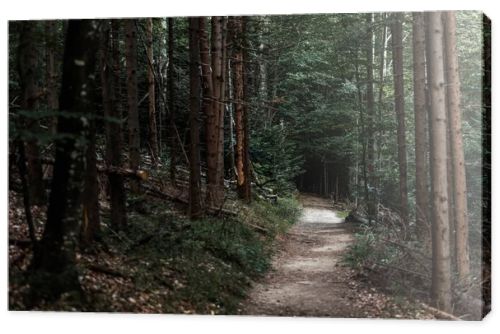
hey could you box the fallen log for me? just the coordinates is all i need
[141,184,237,217]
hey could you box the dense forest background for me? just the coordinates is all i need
[7,11,489,319]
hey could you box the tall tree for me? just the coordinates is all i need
[45,21,59,134]
[232,16,251,201]
[443,11,470,284]
[31,20,100,300]
[18,21,46,205]
[101,20,127,230]
[207,16,224,206]
[80,74,100,245]
[167,18,177,183]
[412,12,430,241]
[426,11,452,312]
[146,18,159,165]
[188,18,203,219]
[391,13,408,222]
[125,19,141,192]
[217,17,228,190]
[199,17,219,207]
[365,13,376,222]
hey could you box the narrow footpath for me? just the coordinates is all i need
[243,194,434,319]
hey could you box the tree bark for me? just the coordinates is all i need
[231,17,251,202]
[167,18,177,183]
[81,104,100,246]
[207,16,224,206]
[391,13,408,222]
[426,11,452,313]
[218,17,228,189]
[125,19,141,192]
[100,20,128,231]
[199,17,220,207]
[45,21,59,134]
[18,21,46,205]
[412,12,430,242]
[443,11,470,285]
[32,19,100,301]
[146,18,159,165]
[365,13,376,222]
[188,18,203,219]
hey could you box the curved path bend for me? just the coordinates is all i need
[243,194,431,318]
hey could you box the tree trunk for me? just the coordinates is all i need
[218,17,228,188]
[125,19,141,192]
[365,13,376,222]
[167,18,177,183]
[101,20,128,230]
[232,17,251,202]
[211,16,224,206]
[199,17,219,207]
[391,13,408,222]
[188,18,203,219]
[412,12,430,242]
[18,21,46,205]
[146,18,159,165]
[45,21,59,134]
[443,11,470,285]
[426,11,452,313]
[31,20,100,301]
[81,105,100,246]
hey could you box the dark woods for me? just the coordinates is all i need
[8,13,489,318]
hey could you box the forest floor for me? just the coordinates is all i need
[242,194,436,319]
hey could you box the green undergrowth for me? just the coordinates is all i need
[89,195,302,314]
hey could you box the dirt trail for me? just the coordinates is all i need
[243,194,431,318]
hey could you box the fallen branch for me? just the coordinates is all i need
[41,158,149,181]
[88,264,129,279]
[9,238,33,248]
[366,262,429,279]
[420,303,462,321]
[346,211,369,225]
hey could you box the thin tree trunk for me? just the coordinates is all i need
[200,17,219,207]
[391,13,408,222]
[18,21,46,205]
[146,18,159,165]
[426,11,452,313]
[412,12,430,242]
[81,106,100,246]
[354,57,369,212]
[366,13,376,222]
[168,18,177,183]
[32,20,100,301]
[188,18,203,219]
[232,17,251,201]
[227,57,236,177]
[125,19,140,192]
[218,17,228,188]
[16,140,38,251]
[209,16,224,206]
[45,21,58,134]
[101,20,127,230]
[443,11,470,285]
[376,13,387,205]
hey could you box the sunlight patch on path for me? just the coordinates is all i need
[300,207,344,224]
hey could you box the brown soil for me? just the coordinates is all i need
[242,194,435,319]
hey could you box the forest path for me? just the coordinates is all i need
[242,193,425,318]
